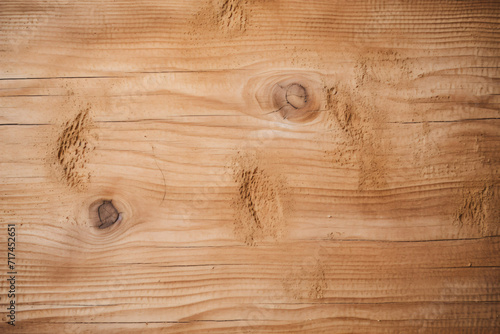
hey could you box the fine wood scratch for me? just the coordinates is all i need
[152,145,167,206]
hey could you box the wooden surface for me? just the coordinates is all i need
[1,0,500,332]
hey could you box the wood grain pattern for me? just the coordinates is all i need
[1,0,499,332]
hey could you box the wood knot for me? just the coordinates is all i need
[285,83,307,109]
[272,81,318,122]
[97,200,122,229]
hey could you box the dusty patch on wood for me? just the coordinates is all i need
[320,48,422,190]
[322,85,358,169]
[454,183,499,236]
[282,259,328,300]
[325,86,360,137]
[410,121,442,179]
[217,0,248,32]
[323,81,388,191]
[46,80,107,191]
[230,152,290,246]
[191,0,249,37]
[355,49,421,87]
[55,106,94,190]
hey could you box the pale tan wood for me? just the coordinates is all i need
[0,0,499,333]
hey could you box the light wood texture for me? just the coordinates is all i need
[1,0,499,332]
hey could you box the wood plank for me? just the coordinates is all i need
[1,0,499,332]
